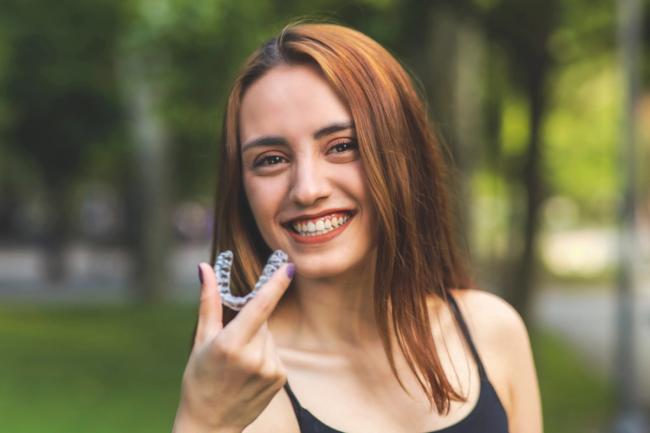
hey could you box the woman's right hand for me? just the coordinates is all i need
[172,261,295,433]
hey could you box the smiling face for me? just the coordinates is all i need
[239,64,376,279]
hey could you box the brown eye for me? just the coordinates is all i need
[327,140,358,154]
[253,154,287,167]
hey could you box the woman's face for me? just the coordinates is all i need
[239,64,376,279]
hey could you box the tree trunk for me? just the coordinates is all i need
[119,50,171,304]
[507,63,547,320]
[42,181,69,284]
[398,3,486,287]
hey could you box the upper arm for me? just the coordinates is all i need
[453,289,543,433]
[497,298,543,433]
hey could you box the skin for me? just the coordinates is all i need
[174,64,543,433]
[239,64,379,349]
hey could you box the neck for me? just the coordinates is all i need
[275,256,384,352]
[271,257,452,355]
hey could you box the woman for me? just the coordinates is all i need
[173,22,542,433]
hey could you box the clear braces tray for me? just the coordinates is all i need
[214,250,288,311]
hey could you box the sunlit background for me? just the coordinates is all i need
[0,0,648,432]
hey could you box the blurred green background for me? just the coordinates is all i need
[0,0,648,432]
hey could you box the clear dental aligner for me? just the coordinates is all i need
[214,249,289,311]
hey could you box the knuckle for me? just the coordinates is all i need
[258,368,274,381]
[258,362,284,382]
[275,368,288,384]
[211,337,238,360]
[239,355,263,375]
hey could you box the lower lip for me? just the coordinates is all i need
[285,215,354,244]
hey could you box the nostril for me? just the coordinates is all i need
[289,165,330,201]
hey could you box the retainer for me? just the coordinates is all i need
[214,249,289,311]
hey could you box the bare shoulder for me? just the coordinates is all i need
[449,288,528,348]
[448,288,531,379]
[449,288,543,433]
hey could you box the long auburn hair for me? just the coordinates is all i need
[210,22,475,413]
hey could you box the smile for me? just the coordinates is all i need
[283,210,355,243]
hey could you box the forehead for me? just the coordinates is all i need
[239,64,351,144]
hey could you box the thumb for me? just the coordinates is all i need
[194,262,223,346]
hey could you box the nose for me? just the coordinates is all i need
[288,154,330,207]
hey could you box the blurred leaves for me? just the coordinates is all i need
[2,0,125,187]
[0,0,647,287]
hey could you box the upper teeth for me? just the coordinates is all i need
[292,214,351,236]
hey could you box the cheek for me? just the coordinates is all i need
[350,164,377,230]
[347,162,372,208]
[243,175,284,231]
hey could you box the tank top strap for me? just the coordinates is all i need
[446,293,487,379]
[283,381,303,416]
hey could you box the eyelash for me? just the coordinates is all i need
[252,140,358,168]
[253,154,287,167]
[327,140,358,154]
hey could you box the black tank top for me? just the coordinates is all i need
[282,294,509,432]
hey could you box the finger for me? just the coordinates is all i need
[263,329,285,378]
[195,262,223,345]
[255,332,287,387]
[246,320,269,351]
[224,263,294,343]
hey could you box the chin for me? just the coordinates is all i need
[294,261,344,279]
[261,224,376,280]
[291,250,374,280]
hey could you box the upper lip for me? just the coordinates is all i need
[281,208,355,225]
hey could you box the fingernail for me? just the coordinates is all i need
[286,263,295,279]
[198,264,204,284]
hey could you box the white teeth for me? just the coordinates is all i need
[291,213,351,236]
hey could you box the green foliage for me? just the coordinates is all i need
[542,0,618,224]
[147,0,401,198]
[500,94,529,156]
[544,59,620,222]
[1,0,126,187]
[0,0,645,289]
[0,0,634,214]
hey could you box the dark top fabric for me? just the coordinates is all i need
[282,294,509,432]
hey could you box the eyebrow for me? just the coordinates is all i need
[241,121,355,153]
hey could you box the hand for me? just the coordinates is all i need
[173,260,295,433]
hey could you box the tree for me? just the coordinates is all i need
[1,0,125,282]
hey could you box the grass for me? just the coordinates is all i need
[0,303,196,433]
[533,330,615,433]
[0,303,614,433]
